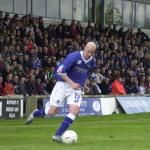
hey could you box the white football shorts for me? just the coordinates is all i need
[49,81,83,107]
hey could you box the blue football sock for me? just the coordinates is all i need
[55,113,75,136]
[33,108,45,117]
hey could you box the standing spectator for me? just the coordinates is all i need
[111,74,126,95]
[136,28,149,44]
[70,20,78,38]
[38,16,45,31]
[58,19,69,38]
[55,25,63,39]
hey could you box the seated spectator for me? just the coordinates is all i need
[91,69,105,85]
[12,74,19,94]
[45,77,56,94]
[145,75,150,90]
[0,54,4,70]
[99,78,110,95]
[25,75,37,95]
[84,77,101,95]
[18,76,27,95]
[84,78,91,94]
[125,76,138,94]
[111,74,126,95]
[137,81,146,94]
[146,87,150,94]
[35,78,45,94]
[0,13,150,96]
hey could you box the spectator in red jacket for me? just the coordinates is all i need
[3,73,14,95]
[111,74,126,95]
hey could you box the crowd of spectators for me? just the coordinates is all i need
[0,11,150,96]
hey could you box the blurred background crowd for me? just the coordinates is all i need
[0,11,150,96]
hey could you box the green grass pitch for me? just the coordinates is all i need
[0,113,150,150]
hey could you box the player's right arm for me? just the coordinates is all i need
[56,52,81,90]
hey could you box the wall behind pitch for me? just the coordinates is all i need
[100,97,117,115]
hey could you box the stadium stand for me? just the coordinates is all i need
[0,11,150,96]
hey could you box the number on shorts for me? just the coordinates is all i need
[74,93,80,103]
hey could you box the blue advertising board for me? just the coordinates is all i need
[43,97,102,117]
[116,96,150,114]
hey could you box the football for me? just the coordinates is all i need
[61,130,78,144]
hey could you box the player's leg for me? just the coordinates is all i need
[52,104,79,143]
[53,90,82,140]
[26,81,64,125]
[54,104,79,136]
[25,108,45,125]
[25,102,49,125]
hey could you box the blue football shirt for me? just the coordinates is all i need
[55,51,96,87]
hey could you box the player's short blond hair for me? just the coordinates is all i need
[86,41,97,50]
